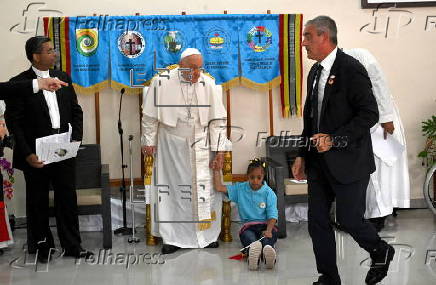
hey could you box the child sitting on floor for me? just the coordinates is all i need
[212,158,278,270]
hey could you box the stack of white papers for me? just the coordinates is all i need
[35,124,81,165]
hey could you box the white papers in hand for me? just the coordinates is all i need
[35,124,81,165]
[371,125,405,166]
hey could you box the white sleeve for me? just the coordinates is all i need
[0,100,5,118]
[141,115,158,146]
[367,62,394,123]
[32,79,39,93]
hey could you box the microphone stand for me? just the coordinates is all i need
[127,135,140,243]
[114,88,132,235]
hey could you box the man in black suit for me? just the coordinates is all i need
[5,36,92,263]
[291,16,395,285]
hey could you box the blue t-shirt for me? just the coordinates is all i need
[226,181,278,223]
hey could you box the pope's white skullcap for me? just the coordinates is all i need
[180,48,201,60]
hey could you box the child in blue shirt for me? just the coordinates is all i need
[213,158,278,270]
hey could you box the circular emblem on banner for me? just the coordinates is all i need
[117,31,145,59]
[205,28,229,52]
[163,31,184,53]
[76,29,98,56]
[247,26,272,52]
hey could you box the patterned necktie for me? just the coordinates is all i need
[310,64,323,135]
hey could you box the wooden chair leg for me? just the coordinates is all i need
[220,200,233,242]
[145,204,158,245]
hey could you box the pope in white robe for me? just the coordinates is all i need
[141,48,231,254]
[344,48,410,228]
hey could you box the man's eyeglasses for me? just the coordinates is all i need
[37,48,58,55]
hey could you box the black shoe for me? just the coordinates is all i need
[36,248,51,263]
[161,244,180,254]
[205,241,219,248]
[64,247,94,259]
[313,274,339,285]
[365,242,395,285]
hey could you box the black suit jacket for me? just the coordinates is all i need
[299,49,379,184]
[0,80,33,98]
[5,67,83,171]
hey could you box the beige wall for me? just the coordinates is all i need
[1,0,435,216]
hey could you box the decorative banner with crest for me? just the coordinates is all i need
[44,17,110,95]
[44,14,303,116]
[239,14,281,91]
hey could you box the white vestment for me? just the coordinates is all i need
[344,49,410,218]
[141,68,231,248]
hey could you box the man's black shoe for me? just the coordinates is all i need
[205,241,219,248]
[64,247,94,259]
[365,242,395,285]
[313,274,340,285]
[36,249,51,263]
[161,244,180,254]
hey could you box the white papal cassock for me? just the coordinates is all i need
[345,48,410,219]
[141,68,231,248]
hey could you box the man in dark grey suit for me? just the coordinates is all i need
[5,36,91,263]
[292,16,395,285]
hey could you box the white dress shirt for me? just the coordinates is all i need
[32,66,60,128]
[316,47,337,128]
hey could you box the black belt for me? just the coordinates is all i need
[50,128,61,134]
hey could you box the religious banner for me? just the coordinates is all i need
[108,16,156,94]
[44,14,303,117]
[193,15,240,90]
[239,14,281,91]
[44,17,110,94]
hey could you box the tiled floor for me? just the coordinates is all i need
[1,209,436,285]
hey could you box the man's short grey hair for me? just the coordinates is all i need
[306,16,337,45]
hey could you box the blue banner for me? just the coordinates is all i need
[239,14,281,90]
[69,16,110,93]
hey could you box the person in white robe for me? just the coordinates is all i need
[344,48,410,231]
[141,48,231,254]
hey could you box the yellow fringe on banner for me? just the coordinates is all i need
[221,77,241,91]
[110,80,143,95]
[240,76,281,92]
[198,211,216,231]
[72,81,109,95]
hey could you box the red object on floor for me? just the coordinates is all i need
[0,202,11,242]
[228,253,246,260]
